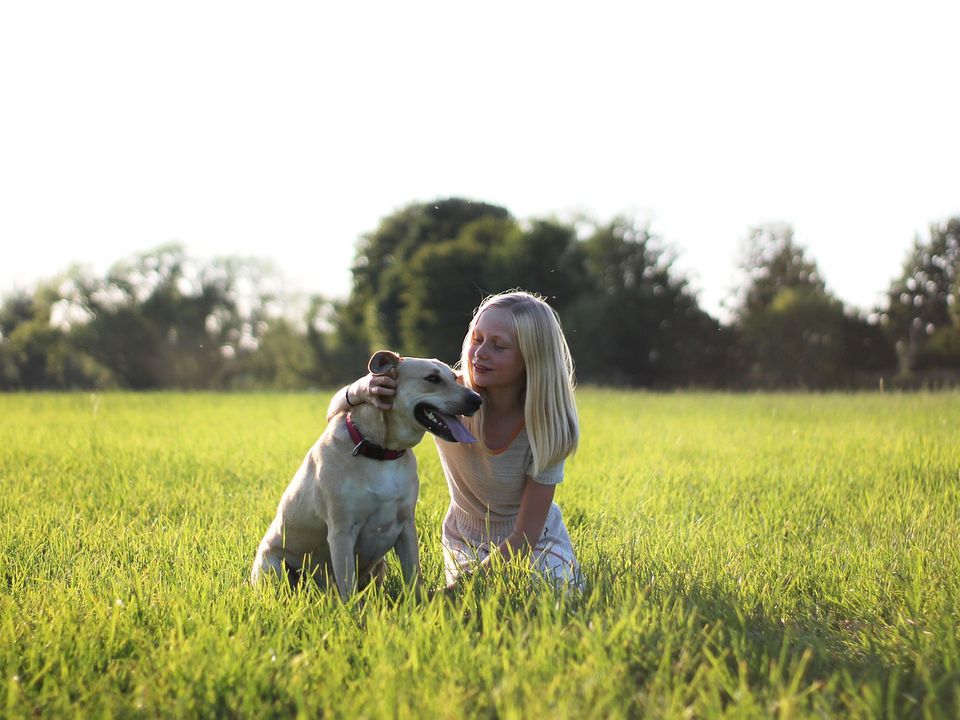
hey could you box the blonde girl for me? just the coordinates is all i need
[329,290,582,590]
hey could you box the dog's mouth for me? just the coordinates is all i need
[415,404,477,443]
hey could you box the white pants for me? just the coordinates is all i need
[441,502,583,591]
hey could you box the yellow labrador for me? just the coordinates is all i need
[251,351,481,599]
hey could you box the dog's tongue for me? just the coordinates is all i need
[437,411,477,443]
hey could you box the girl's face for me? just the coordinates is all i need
[468,307,526,391]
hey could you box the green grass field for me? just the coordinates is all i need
[2,391,959,718]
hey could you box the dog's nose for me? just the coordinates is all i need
[466,391,482,412]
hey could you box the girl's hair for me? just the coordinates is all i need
[458,290,579,476]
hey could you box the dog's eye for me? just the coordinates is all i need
[424,374,441,384]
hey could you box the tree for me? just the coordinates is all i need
[63,245,282,389]
[563,218,725,387]
[302,295,372,387]
[347,198,593,363]
[883,217,960,372]
[350,198,512,351]
[916,326,960,371]
[734,224,826,317]
[0,285,110,389]
[840,313,897,381]
[741,286,847,387]
[399,233,492,361]
[734,224,855,388]
[347,204,727,387]
[485,219,585,311]
[228,317,315,390]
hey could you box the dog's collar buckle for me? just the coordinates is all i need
[345,412,407,461]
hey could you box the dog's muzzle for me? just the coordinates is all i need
[415,392,481,443]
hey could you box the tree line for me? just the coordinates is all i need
[2,199,958,391]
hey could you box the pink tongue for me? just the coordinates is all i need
[437,411,477,443]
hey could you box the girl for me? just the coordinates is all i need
[327,290,582,590]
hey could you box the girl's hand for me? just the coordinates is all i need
[349,370,398,411]
[429,580,460,601]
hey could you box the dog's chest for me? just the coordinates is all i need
[357,461,416,511]
[352,463,417,557]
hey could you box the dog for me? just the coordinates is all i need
[251,350,482,599]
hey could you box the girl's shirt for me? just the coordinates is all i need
[433,426,564,523]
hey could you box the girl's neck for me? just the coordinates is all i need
[482,384,524,419]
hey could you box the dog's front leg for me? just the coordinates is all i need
[328,525,360,601]
[394,519,422,599]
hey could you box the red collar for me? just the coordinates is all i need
[345,412,407,461]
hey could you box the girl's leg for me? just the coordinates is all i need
[531,503,583,592]
[441,506,490,585]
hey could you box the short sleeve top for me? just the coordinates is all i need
[434,426,564,523]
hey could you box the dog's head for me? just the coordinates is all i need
[369,350,482,443]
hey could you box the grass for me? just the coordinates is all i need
[1,390,959,718]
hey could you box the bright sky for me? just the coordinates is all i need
[2,1,958,321]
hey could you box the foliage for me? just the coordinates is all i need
[739,285,843,387]
[486,219,584,306]
[0,287,109,390]
[399,230,495,362]
[350,199,512,351]
[916,325,960,370]
[356,207,729,386]
[2,392,959,717]
[883,218,960,372]
[3,204,957,391]
[564,218,731,387]
[226,318,316,390]
[734,223,825,318]
[733,223,896,387]
[71,245,294,388]
[839,312,899,379]
[397,216,586,363]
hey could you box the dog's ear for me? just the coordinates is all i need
[368,350,401,376]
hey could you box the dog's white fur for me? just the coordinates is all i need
[251,351,481,599]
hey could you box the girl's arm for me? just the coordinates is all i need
[325,370,398,421]
[467,479,555,578]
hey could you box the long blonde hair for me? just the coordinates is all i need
[458,290,579,477]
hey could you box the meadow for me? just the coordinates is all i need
[1,390,958,718]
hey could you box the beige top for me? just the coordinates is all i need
[434,426,564,523]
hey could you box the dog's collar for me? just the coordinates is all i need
[345,412,407,461]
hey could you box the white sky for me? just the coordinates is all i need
[2,1,958,321]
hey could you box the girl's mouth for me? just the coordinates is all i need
[473,362,492,374]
